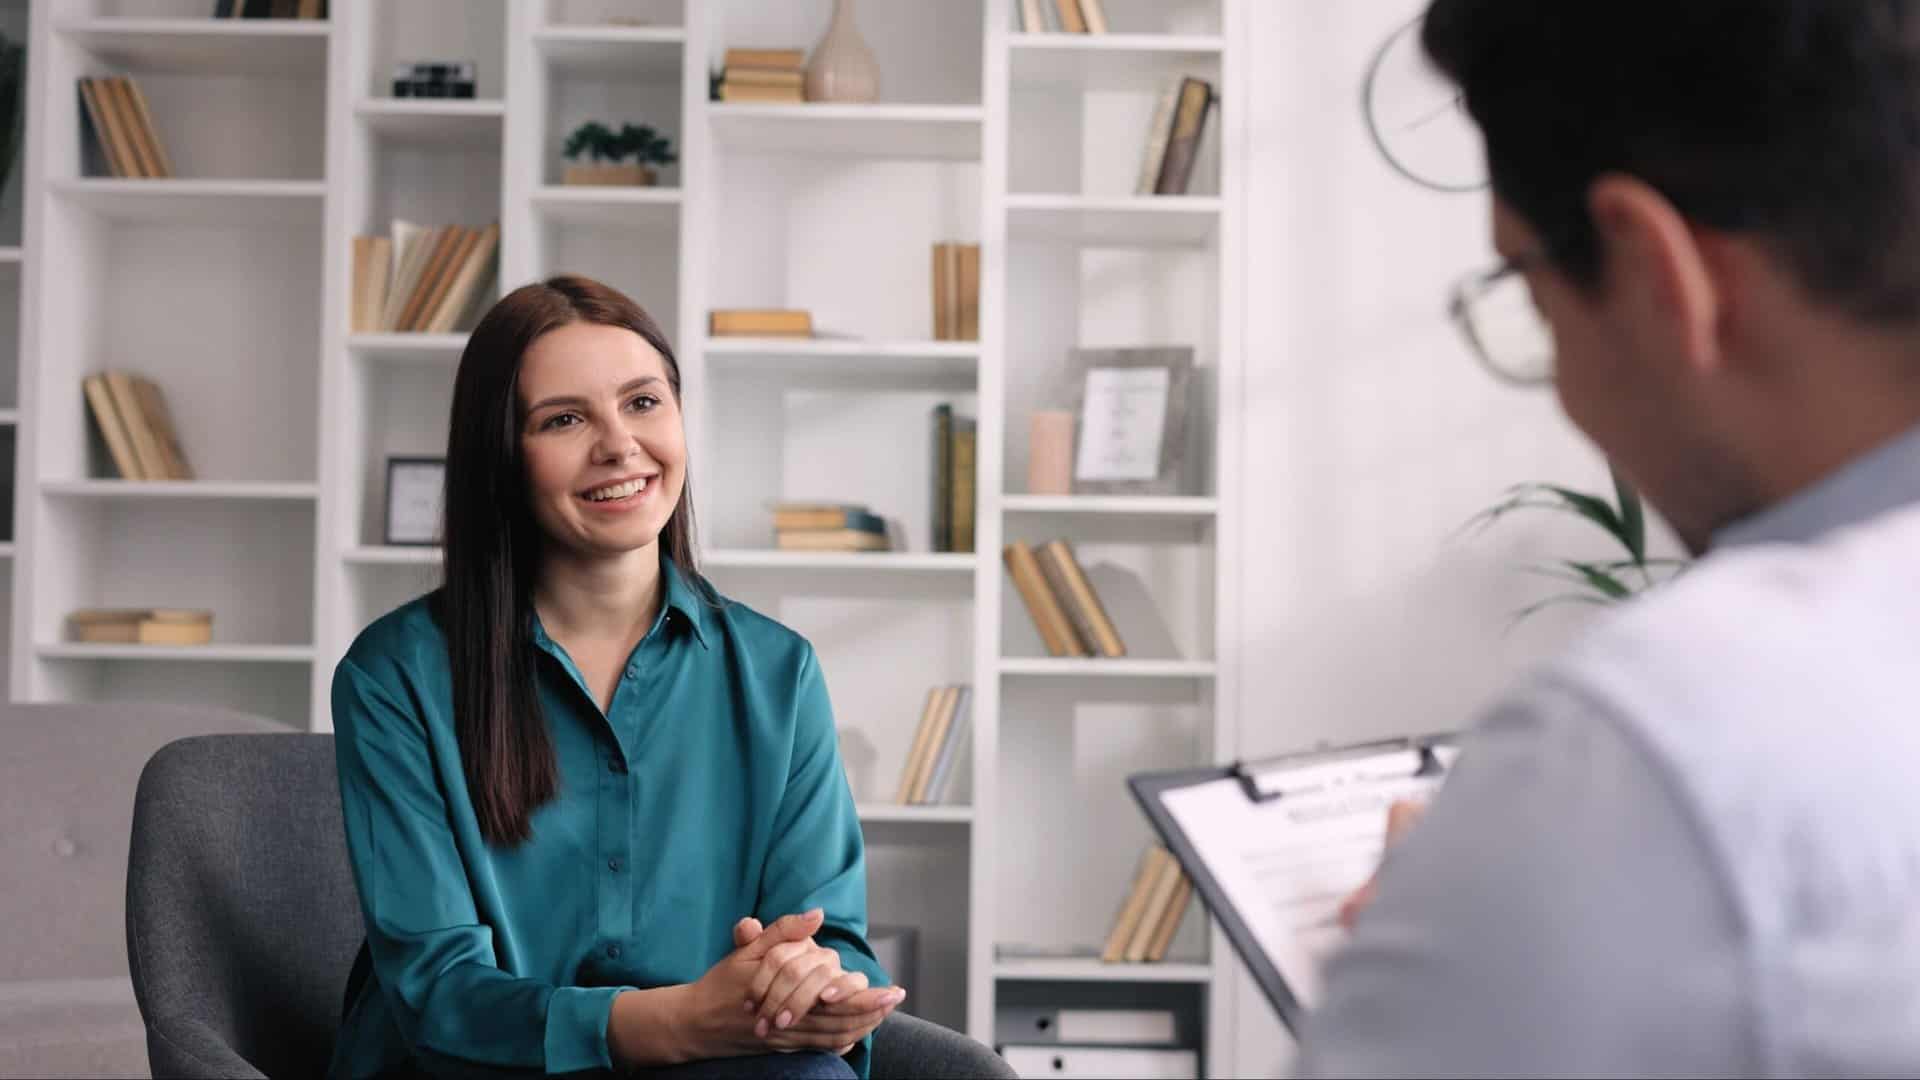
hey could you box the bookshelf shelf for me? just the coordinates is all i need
[55,17,331,77]
[531,185,680,229]
[51,179,326,226]
[1009,33,1225,90]
[708,103,984,162]
[704,337,979,384]
[36,643,317,664]
[0,409,16,425]
[857,803,974,825]
[533,26,686,78]
[356,99,506,147]
[1002,495,1218,518]
[999,658,1218,680]
[343,545,439,566]
[992,958,1213,984]
[1005,194,1221,247]
[41,481,320,502]
[705,550,977,574]
[346,333,469,361]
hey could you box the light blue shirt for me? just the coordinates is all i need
[1298,424,1920,1077]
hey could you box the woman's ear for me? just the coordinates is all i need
[1586,173,1725,378]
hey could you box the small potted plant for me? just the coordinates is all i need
[562,121,677,186]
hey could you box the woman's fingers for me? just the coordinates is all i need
[746,939,813,1004]
[817,969,868,1006]
[754,947,834,1033]
[769,961,842,1030]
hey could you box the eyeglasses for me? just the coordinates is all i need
[1448,253,1555,386]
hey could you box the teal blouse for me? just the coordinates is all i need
[326,560,886,1079]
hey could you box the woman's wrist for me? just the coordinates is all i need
[607,985,694,1069]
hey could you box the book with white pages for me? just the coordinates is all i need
[1126,735,1458,1032]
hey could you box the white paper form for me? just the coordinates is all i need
[1159,751,1444,1008]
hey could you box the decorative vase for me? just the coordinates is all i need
[562,163,655,187]
[804,0,880,104]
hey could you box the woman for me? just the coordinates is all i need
[327,276,904,1080]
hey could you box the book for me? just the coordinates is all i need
[725,67,806,89]
[1125,852,1187,961]
[77,78,136,179]
[1102,846,1171,962]
[104,372,169,481]
[120,78,174,179]
[957,244,980,341]
[1154,77,1216,196]
[908,686,960,804]
[1019,0,1046,32]
[776,528,889,552]
[1135,83,1179,196]
[709,309,812,337]
[932,243,953,341]
[130,375,193,481]
[951,419,976,554]
[772,504,874,532]
[1038,538,1125,657]
[895,687,947,804]
[1054,0,1088,33]
[931,404,952,551]
[1004,541,1088,657]
[719,82,805,104]
[724,48,805,70]
[82,374,144,480]
[920,686,971,803]
[1079,0,1110,33]
[425,222,499,333]
[68,608,212,646]
[380,220,433,331]
[1144,871,1193,962]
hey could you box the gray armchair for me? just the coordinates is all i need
[126,733,1016,1079]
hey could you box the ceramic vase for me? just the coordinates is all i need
[805,0,880,104]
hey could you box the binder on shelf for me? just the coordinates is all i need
[998,1045,1197,1080]
[995,1005,1178,1046]
[1126,735,1457,1032]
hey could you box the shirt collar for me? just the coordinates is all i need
[527,552,712,650]
[1712,421,1920,550]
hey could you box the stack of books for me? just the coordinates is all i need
[1018,0,1110,33]
[931,243,980,342]
[718,47,805,104]
[708,309,813,338]
[77,77,171,180]
[894,685,971,805]
[930,404,976,553]
[351,220,501,334]
[773,503,890,552]
[68,608,213,646]
[212,0,327,16]
[1100,844,1194,964]
[1002,539,1126,658]
[1136,76,1216,196]
[82,372,193,482]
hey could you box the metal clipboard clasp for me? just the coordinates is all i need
[1228,738,1452,805]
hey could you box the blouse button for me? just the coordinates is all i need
[605,944,621,960]
[607,857,622,873]
[607,756,626,775]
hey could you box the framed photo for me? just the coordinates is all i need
[1066,346,1194,495]
[384,456,445,546]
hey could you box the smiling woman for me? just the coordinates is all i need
[325,276,905,1080]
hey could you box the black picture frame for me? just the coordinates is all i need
[384,456,446,546]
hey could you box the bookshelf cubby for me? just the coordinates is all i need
[9,0,1245,1069]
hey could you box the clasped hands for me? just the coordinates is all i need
[682,907,906,1059]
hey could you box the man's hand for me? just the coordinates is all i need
[733,916,905,1055]
[1336,799,1428,930]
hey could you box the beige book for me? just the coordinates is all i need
[407,226,477,331]
[1054,0,1088,32]
[138,619,213,646]
[957,244,980,341]
[894,687,945,804]
[82,373,144,479]
[724,48,805,70]
[931,243,952,341]
[1042,539,1125,657]
[1003,541,1087,657]
[709,309,812,337]
[1144,872,1193,962]
[106,79,162,179]
[1135,83,1179,196]
[943,243,962,339]
[79,79,137,178]
[908,686,959,804]
[776,528,888,552]
[1101,847,1171,962]
[103,372,169,481]
[131,376,192,480]
[424,222,498,334]
[724,67,805,89]
[1125,851,1187,961]
[719,82,805,104]
[1079,0,1109,33]
[121,77,174,178]
[379,221,433,331]
[395,226,465,333]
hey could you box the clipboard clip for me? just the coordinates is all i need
[1229,739,1451,804]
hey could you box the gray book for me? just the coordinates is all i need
[923,686,970,803]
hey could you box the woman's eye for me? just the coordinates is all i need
[627,395,660,413]
[540,412,579,431]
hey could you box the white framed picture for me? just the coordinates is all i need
[1067,346,1195,495]
[384,456,445,546]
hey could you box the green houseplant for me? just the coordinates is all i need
[1469,464,1689,624]
[561,121,677,186]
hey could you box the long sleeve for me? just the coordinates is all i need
[755,646,887,1077]
[1293,676,1757,1077]
[332,657,630,1077]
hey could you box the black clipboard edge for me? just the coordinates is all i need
[1125,733,1458,1034]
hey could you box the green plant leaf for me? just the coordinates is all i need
[1505,592,1612,632]
[1536,485,1629,548]
[1562,560,1632,599]
[1611,465,1646,565]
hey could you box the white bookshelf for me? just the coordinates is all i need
[10,0,1245,1070]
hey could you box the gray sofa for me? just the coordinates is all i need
[0,703,282,1079]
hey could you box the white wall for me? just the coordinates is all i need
[1227,1,1680,1073]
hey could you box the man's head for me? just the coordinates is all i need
[1424,0,1920,550]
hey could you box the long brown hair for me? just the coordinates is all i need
[435,275,702,845]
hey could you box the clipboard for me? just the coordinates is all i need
[1126,734,1456,1033]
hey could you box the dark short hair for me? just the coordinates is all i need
[1423,0,1920,323]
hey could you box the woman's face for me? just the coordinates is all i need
[516,322,687,561]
